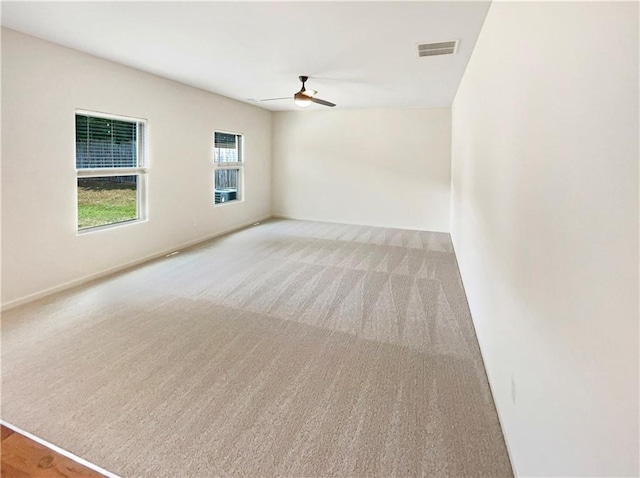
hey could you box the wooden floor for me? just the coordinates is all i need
[1,425,104,477]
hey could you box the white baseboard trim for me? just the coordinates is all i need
[1,216,272,311]
[449,237,518,478]
[0,420,120,478]
[271,213,450,234]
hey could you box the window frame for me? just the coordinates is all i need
[213,130,244,206]
[75,109,148,233]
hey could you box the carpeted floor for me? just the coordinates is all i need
[1,219,512,477]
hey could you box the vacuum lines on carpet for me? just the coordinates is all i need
[1,219,512,477]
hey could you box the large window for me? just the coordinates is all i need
[214,131,243,205]
[76,111,147,231]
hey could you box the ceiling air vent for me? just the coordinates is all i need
[417,40,458,58]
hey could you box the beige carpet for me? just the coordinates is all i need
[1,219,512,477]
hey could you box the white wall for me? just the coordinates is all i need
[1,28,272,307]
[272,108,451,232]
[451,2,639,476]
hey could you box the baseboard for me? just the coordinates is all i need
[1,216,271,312]
[449,236,518,478]
[271,213,450,234]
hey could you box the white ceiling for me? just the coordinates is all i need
[1,1,490,111]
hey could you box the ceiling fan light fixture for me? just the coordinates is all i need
[294,93,312,107]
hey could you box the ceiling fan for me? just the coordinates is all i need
[261,76,336,108]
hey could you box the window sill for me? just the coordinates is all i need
[76,218,147,235]
[214,199,243,208]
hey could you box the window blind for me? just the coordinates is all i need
[76,114,138,169]
[214,132,241,163]
[214,132,237,148]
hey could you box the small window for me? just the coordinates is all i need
[214,131,243,205]
[76,111,147,231]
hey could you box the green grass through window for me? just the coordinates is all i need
[77,179,137,230]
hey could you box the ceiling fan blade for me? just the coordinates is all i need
[260,97,291,102]
[310,97,336,107]
[302,89,317,97]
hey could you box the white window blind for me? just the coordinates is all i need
[214,132,242,163]
[76,113,142,169]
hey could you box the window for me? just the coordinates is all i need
[76,111,147,231]
[214,131,243,204]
